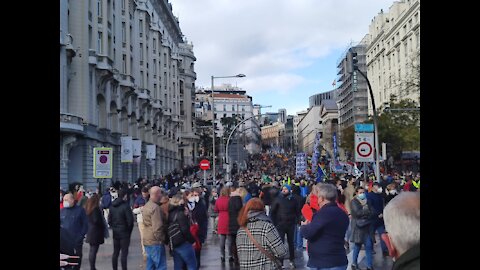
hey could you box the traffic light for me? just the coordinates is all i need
[346,49,359,74]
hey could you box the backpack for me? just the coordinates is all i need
[168,212,185,251]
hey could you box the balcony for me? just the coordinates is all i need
[172,114,180,122]
[95,54,114,70]
[163,108,172,116]
[152,99,163,109]
[60,113,85,133]
[136,88,151,99]
[119,74,135,87]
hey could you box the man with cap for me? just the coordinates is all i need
[270,184,300,268]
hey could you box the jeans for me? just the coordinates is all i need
[352,233,373,268]
[277,224,296,261]
[310,265,347,270]
[219,234,233,258]
[294,225,303,249]
[172,242,197,270]
[112,238,130,270]
[371,224,388,253]
[144,244,167,270]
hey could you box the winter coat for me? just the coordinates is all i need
[142,200,167,245]
[86,207,105,245]
[100,193,112,210]
[260,185,274,205]
[270,193,300,228]
[366,192,385,228]
[228,195,244,235]
[300,202,349,268]
[392,243,420,270]
[60,205,89,246]
[236,211,287,270]
[168,205,195,245]
[108,198,134,240]
[349,197,374,244]
[214,195,230,235]
[191,198,208,243]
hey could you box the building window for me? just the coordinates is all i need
[403,25,407,36]
[121,0,125,11]
[388,55,391,70]
[164,53,167,67]
[409,19,412,30]
[97,0,102,17]
[153,59,157,76]
[223,114,227,118]
[122,54,127,73]
[139,43,143,65]
[416,31,420,48]
[397,48,400,63]
[153,38,156,53]
[223,105,226,111]
[164,72,167,89]
[139,19,143,37]
[414,13,418,24]
[140,71,144,87]
[130,56,133,75]
[97,31,103,53]
[122,22,126,44]
[88,26,93,49]
[232,105,235,111]
[410,38,413,52]
[404,42,408,57]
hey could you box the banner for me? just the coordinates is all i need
[121,136,133,163]
[132,139,142,157]
[333,132,338,165]
[146,144,156,160]
[295,152,307,177]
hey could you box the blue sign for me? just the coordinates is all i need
[355,123,374,132]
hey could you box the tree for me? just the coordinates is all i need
[196,119,213,157]
[397,49,420,101]
[339,125,355,156]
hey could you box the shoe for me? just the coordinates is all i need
[289,260,296,269]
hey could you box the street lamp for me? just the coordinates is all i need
[211,74,246,184]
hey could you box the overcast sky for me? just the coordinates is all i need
[172,0,394,115]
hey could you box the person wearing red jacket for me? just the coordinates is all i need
[214,187,231,263]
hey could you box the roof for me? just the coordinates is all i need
[213,93,249,99]
[321,99,338,110]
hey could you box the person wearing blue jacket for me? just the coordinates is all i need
[366,182,388,256]
[60,193,89,270]
[300,183,349,270]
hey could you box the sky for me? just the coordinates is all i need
[172,0,394,115]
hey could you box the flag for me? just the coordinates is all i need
[353,163,362,177]
[332,79,336,87]
[316,165,326,183]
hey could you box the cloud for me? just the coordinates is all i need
[239,73,306,95]
[172,0,393,94]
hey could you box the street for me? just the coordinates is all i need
[80,220,393,269]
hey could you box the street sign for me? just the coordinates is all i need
[199,159,210,170]
[93,147,113,178]
[355,133,374,162]
[355,123,374,133]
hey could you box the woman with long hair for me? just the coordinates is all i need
[236,198,287,270]
[214,187,231,263]
[84,193,105,270]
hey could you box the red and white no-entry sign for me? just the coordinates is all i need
[199,159,211,170]
[355,133,374,162]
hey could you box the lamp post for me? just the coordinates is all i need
[211,74,246,184]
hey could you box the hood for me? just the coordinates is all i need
[112,198,125,207]
[248,210,271,223]
[168,204,184,213]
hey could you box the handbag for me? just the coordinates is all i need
[245,227,283,270]
[168,212,185,250]
[190,222,202,251]
[356,218,372,228]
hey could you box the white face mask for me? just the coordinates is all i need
[63,201,71,208]
[377,187,383,193]
[194,196,200,203]
[188,197,196,203]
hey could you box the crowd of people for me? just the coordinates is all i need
[60,152,420,270]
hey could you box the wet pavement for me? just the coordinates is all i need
[80,220,393,269]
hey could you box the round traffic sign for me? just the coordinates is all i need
[356,142,373,157]
[99,155,108,163]
[199,159,210,170]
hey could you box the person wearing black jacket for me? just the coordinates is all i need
[85,194,105,270]
[227,188,243,266]
[269,184,300,268]
[168,194,197,270]
[108,189,134,270]
[191,188,208,268]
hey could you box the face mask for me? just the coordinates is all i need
[358,193,366,200]
[377,187,383,193]
[63,201,70,208]
[194,196,200,203]
[188,197,196,203]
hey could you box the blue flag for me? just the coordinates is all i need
[316,165,325,183]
